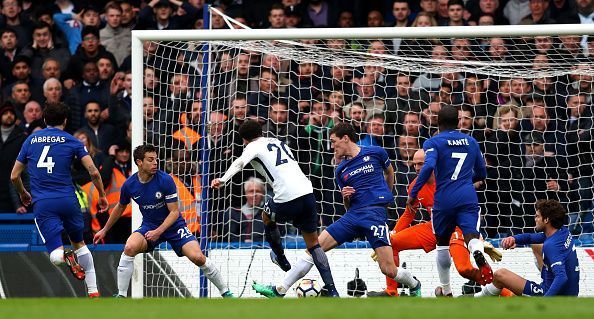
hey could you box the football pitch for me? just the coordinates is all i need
[0,298,592,319]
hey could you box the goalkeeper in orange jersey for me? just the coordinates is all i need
[367,149,502,297]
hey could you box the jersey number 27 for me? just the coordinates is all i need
[37,145,55,174]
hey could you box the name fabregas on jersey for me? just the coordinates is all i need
[30,136,66,144]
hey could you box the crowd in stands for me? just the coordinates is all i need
[1,0,594,245]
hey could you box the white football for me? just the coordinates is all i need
[295,278,321,298]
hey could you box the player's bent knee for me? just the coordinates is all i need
[123,243,140,257]
[190,252,206,266]
[493,268,509,284]
[50,249,65,266]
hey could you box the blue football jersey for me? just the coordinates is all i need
[120,170,184,228]
[409,130,487,209]
[16,127,88,203]
[514,227,580,296]
[335,146,394,211]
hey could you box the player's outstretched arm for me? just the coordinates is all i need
[10,161,31,207]
[81,155,108,211]
[211,157,248,189]
[145,201,181,242]
[94,202,127,244]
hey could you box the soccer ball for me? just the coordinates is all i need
[295,279,321,298]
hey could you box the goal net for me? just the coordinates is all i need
[131,17,594,297]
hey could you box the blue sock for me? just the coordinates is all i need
[308,244,335,289]
[265,224,284,257]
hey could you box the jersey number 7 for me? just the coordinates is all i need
[451,152,467,180]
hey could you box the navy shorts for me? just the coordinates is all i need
[325,206,390,249]
[432,203,481,238]
[264,193,318,233]
[522,280,544,296]
[33,196,84,252]
[135,220,196,257]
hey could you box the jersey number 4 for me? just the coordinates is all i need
[267,142,295,166]
[451,152,467,180]
[37,145,55,174]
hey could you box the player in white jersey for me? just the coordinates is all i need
[211,120,339,297]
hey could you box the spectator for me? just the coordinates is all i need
[64,26,118,87]
[8,80,29,120]
[42,77,63,105]
[79,100,118,153]
[306,0,337,27]
[0,27,19,83]
[142,95,166,149]
[285,5,303,28]
[108,71,132,131]
[4,55,42,101]
[167,148,201,234]
[522,104,567,158]
[0,0,33,48]
[421,101,442,138]
[53,4,102,55]
[344,75,384,121]
[420,0,438,16]
[268,3,286,28]
[394,135,419,218]
[564,93,594,236]
[96,141,132,243]
[509,131,575,233]
[503,0,531,25]
[137,0,199,30]
[72,129,108,186]
[366,10,384,27]
[442,0,468,26]
[0,103,26,213]
[20,21,70,81]
[337,10,354,28]
[223,177,271,242]
[66,61,110,130]
[390,0,411,54]
[400,111,424,145]
[519,0,556,24]
[358,113,397,160]
[100,2,131,67]
[120,0,137,29]
[247,68,284,123]
[20,100,41,130]
[387,73,430,131]
[97,57,115,82]
[348,102,366,135]
[40,58,61,81]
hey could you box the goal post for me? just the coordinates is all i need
[131,22,594,298]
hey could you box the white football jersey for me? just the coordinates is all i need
[236,137,313,203]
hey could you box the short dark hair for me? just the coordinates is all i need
[32,21,52,33]
[438,105,459,131]
[81,26,100,39]
[239,120,263,141]
[330,122,357,142]
[535,199,566,229]
[43,102,69,126]
[133,144,157,164]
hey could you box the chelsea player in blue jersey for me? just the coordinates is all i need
[93,145,233,298]
[407,105,491,293]
[11,102,108,297]
[476,199,580,297]
[256,123,421,297]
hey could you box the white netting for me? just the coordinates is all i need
[136,23,594,297]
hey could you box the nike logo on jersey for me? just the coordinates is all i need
[133,196,140,200]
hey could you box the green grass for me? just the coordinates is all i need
[0,298,592,319]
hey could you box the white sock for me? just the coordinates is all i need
[199,258,229,295]
[117,253,135,297]
[394,267,419,288]
[75,246,98,294]
[278,252,314,294]
[468,238,485,255]
[436,246,452,295]
[474,283,502,297]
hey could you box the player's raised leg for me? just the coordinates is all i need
[180,240,233,298]
[458,206,493,285]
